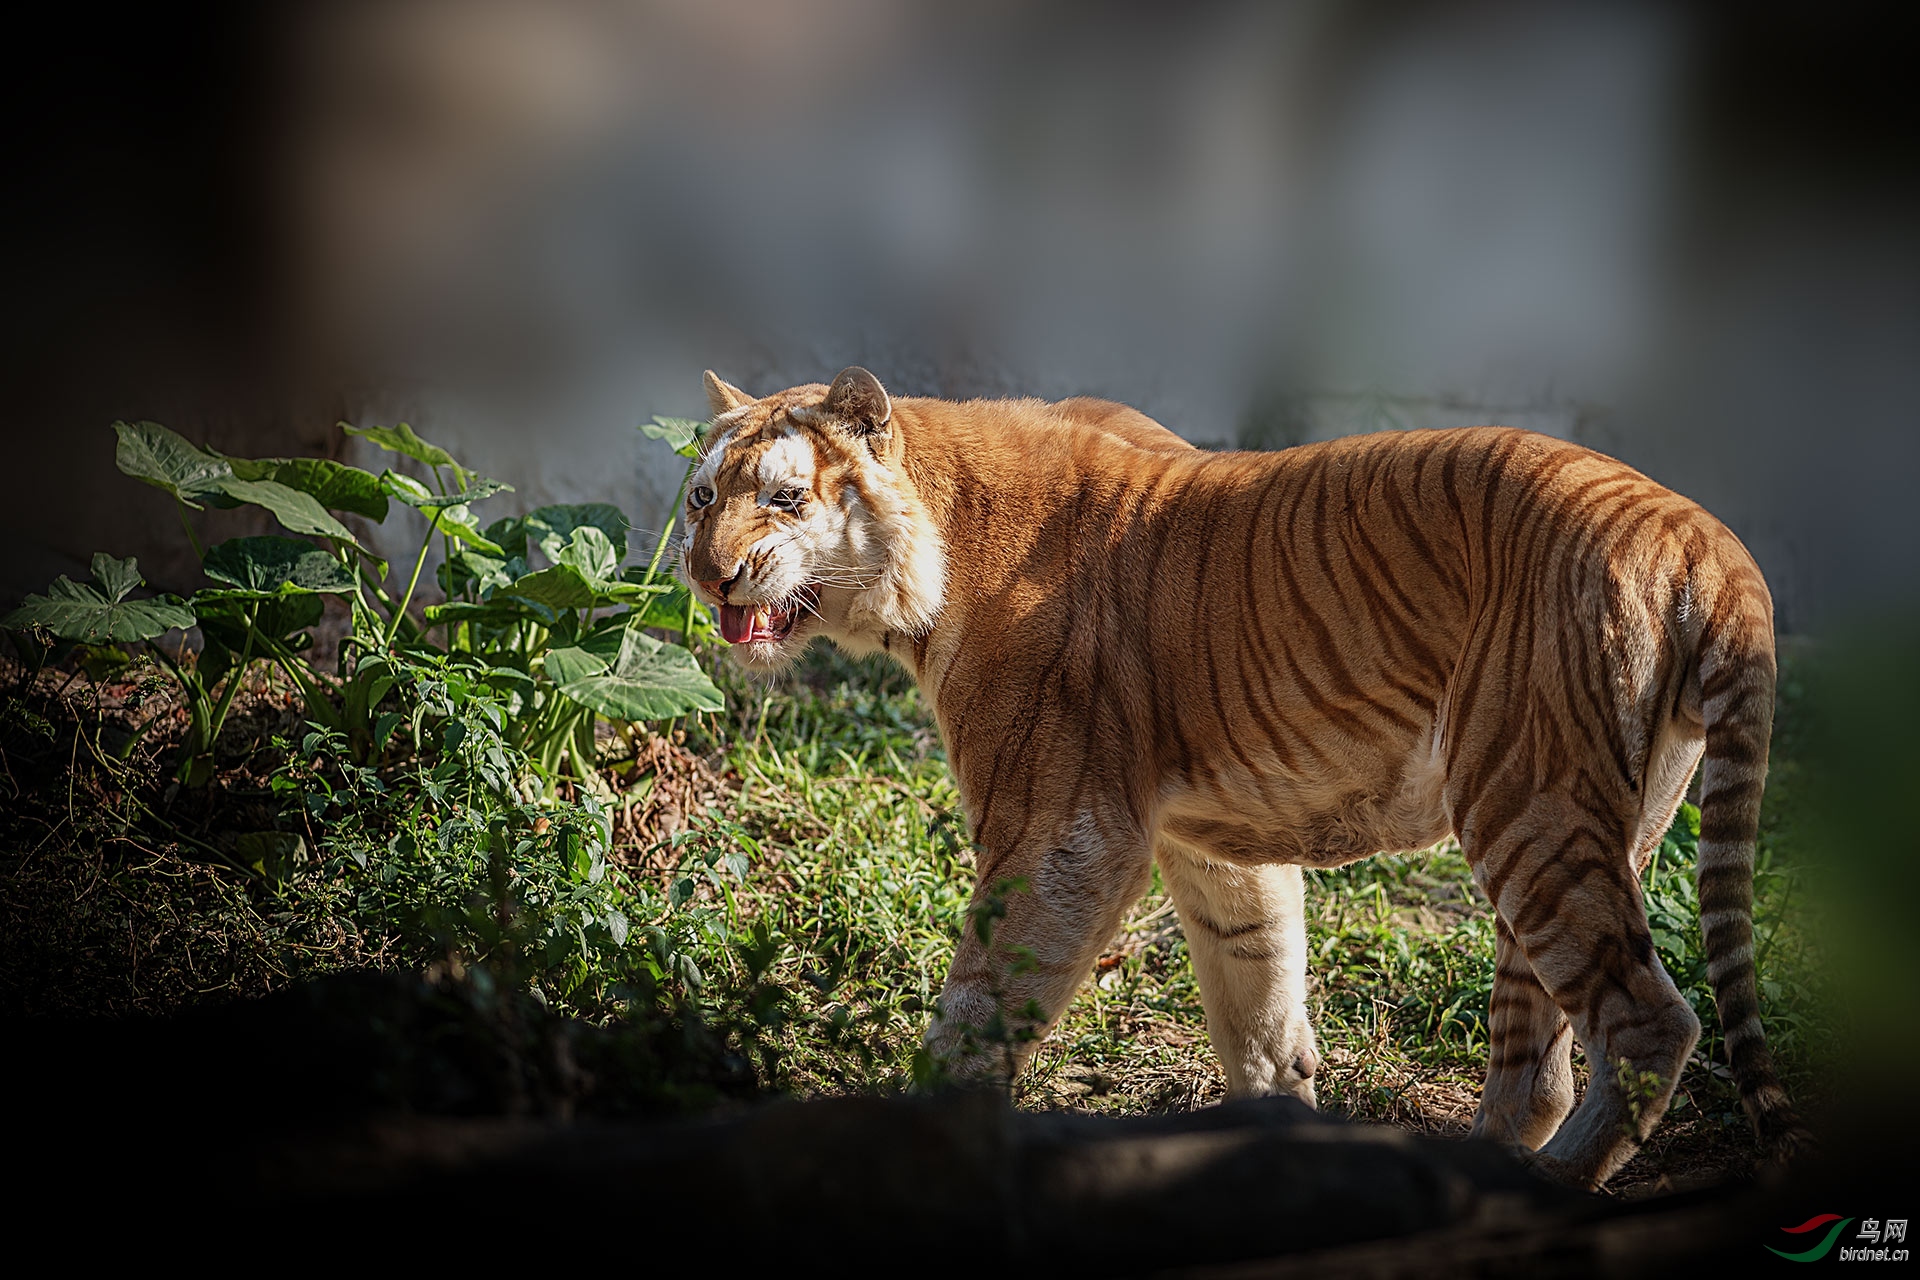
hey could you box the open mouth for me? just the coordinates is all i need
[716,585,820,645]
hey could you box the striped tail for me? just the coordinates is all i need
[1695,584,1807,1159]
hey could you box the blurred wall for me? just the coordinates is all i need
[5,1,1914,632]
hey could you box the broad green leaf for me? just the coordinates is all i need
[484,515,528,561]
[81,644,138,684]
[196,591,324,642]
[3,555,195,643]
[504,564,598,611]
[203,536,355,594]
[554,526,619,582]
[225,456,388,521]
[630,583,701,632]
[546,627,724,721]
[640,415,706,459]
[342,422,463,477]
[526,504,631,562]
[215,477,358,544]
[91,552,143,603]
[113,421,232,508]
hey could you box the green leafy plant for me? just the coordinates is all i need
[4,415,721,790]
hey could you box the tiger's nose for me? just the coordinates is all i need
[700,565,744,602]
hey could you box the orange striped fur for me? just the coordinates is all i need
[682,367,1805,1188]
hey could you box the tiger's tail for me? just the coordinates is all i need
[1693,575,1808,1158]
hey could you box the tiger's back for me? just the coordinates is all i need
[683,369,1804,1189]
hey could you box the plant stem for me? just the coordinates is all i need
[258,636,342,731]
[643,460,694,581]
[385,510,444,649]
[146,641,211,751]
[176,501,204,559]
[337,544,374,618]
[204,606,259,746]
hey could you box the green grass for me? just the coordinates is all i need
[0,635,1831,1191]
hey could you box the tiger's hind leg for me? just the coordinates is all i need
[1463,799,1701,1189]
[1469,917,1575,1149]
[1155,837,1318,1105]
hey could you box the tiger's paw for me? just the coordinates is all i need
[1512,1146,1598,1192]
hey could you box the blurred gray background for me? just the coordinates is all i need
[6,1,1915,632]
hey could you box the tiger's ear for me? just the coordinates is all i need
[823,367,892,439]
[703,370,754,417]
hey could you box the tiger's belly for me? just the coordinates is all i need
[1153,727,1453,868]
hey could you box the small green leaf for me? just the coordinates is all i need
[640,416,706,459]
[441,548,514,599]
[113,421,233,508]
[3,556,195,643]
[431,503,505,554]
[203,536,356,594]
[382,472,510,511]
[380,473,509,550]
[373,711,403,752]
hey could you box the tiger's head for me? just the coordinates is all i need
[679,367,946,667]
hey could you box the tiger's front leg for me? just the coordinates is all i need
[1155,837,1319,1106]
[925,813,1153,1084]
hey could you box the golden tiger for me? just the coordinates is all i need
[679,366,1805,1188]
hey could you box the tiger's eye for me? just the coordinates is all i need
[771,488,807,511]
[689,485,715,510]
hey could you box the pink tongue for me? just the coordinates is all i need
[719,603,754,644]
